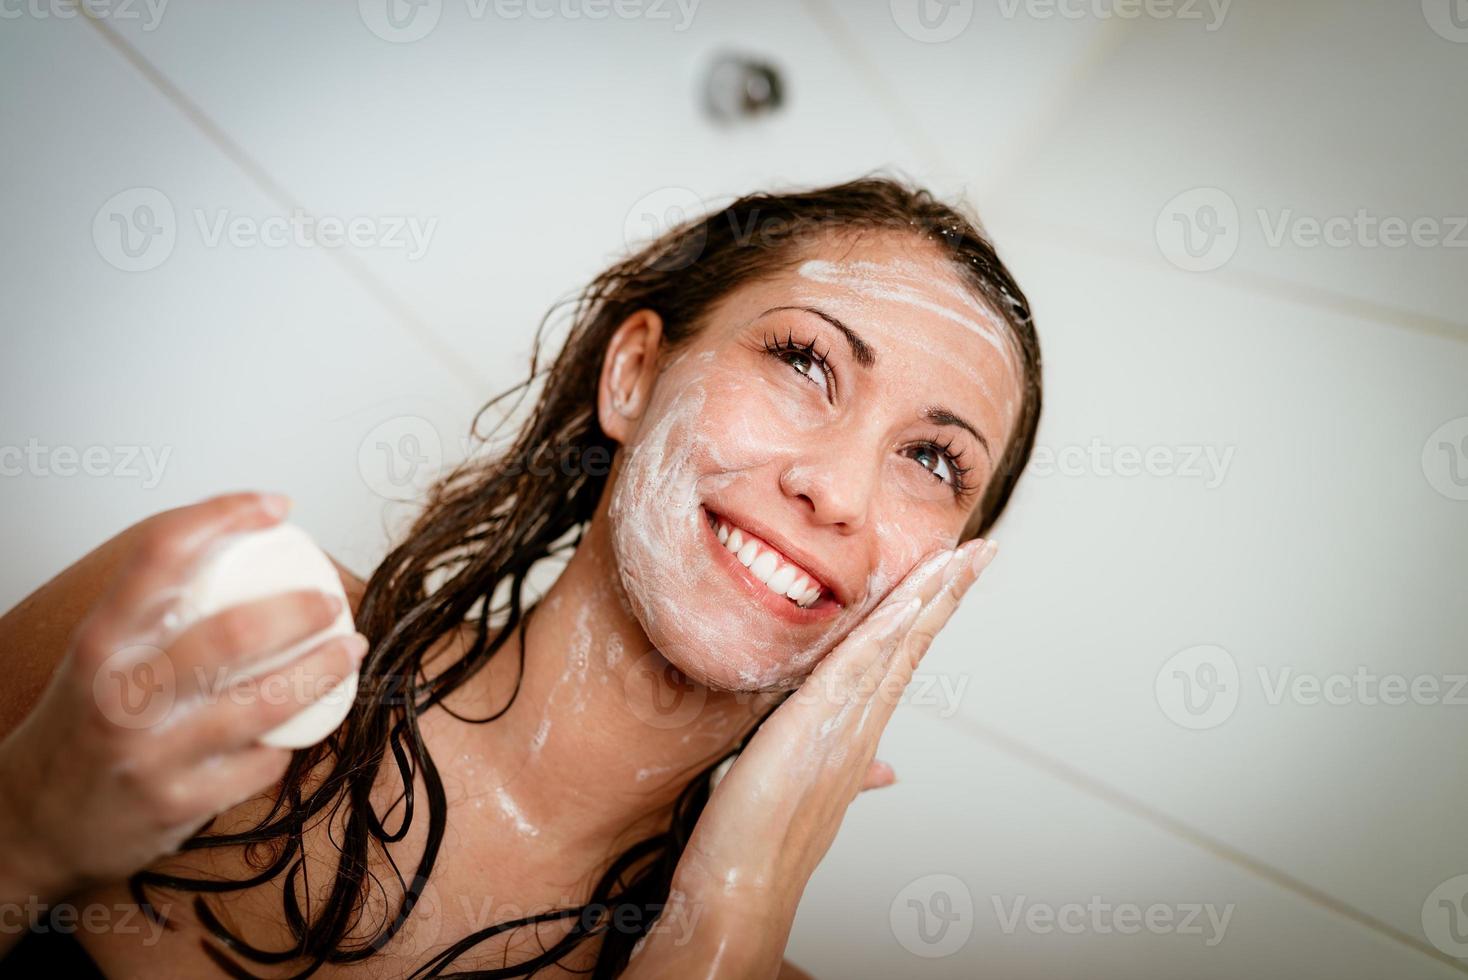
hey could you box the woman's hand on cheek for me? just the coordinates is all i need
[624,537,998,978]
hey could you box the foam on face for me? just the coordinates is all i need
[601,247,1016,695]
[794,256,1022,425]
[605,351,948,692]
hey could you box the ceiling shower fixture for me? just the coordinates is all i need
[702,52,785,123]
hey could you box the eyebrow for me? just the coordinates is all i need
[760,305,877,369]
[759,306,991,460]
[924,406,992,460]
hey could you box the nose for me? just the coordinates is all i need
[778,445,877,532]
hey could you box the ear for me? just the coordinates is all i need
[597,309,665,444]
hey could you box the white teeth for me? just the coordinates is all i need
[712,516,827,610]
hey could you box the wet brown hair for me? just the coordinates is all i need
[131,173,1042,977]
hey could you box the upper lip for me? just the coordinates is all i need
[703,503,849,607]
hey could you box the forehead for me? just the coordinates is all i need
[702,233,1023,438]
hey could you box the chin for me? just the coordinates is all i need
[616,579,814,693]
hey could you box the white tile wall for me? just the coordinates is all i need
[2,0,1464,976]
[988,0,1468,333]
[796,709,1464,978]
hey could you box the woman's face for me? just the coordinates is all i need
[603,232,1024,692]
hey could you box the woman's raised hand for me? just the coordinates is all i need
[0,492,368,901]
[626,537,997,978]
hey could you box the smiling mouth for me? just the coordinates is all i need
[702,508,831,609]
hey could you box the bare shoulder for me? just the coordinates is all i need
[779,958,816,980]
[0,515,147,740]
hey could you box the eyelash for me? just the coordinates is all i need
[904,436,978,499]
[758,331,978,501]
[761,331,834,394]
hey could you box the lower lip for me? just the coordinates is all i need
[700,507,840,626]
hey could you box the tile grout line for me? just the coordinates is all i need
[78,13,492,400]
[922,703,1466,974]
[971,17,1134,205]
[799,3,1466,347]
[796,0,953,178]
[993,213,1468,345]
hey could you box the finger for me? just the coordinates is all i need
[818,538,989,702]
[100,492,293,634]
[166,631,366,761]
[847,538,996,734]
[811,548,956,698]
[168,589,347,697]
[859,758,896,791]
[901,538,998,673]
[175,743,295,822]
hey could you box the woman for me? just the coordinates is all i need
[0,176,1041,977]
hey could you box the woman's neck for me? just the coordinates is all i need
[428,511,780,863]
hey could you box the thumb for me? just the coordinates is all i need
[860,758,896,792]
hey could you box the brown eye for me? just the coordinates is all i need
[910,445,955,484]
[784,351,816,377]
[762,333,833,398]
[902,440,975,499]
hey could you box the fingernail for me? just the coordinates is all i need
[916,548,955,582]
[261,492,293,519]
[345,633,369,660]
[973,539,999,573]
[943,541,983,586]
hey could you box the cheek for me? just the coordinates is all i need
[867,506,956,601]
[683,363,828,475]
[606,365,828,688]
[606,355,965,690]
